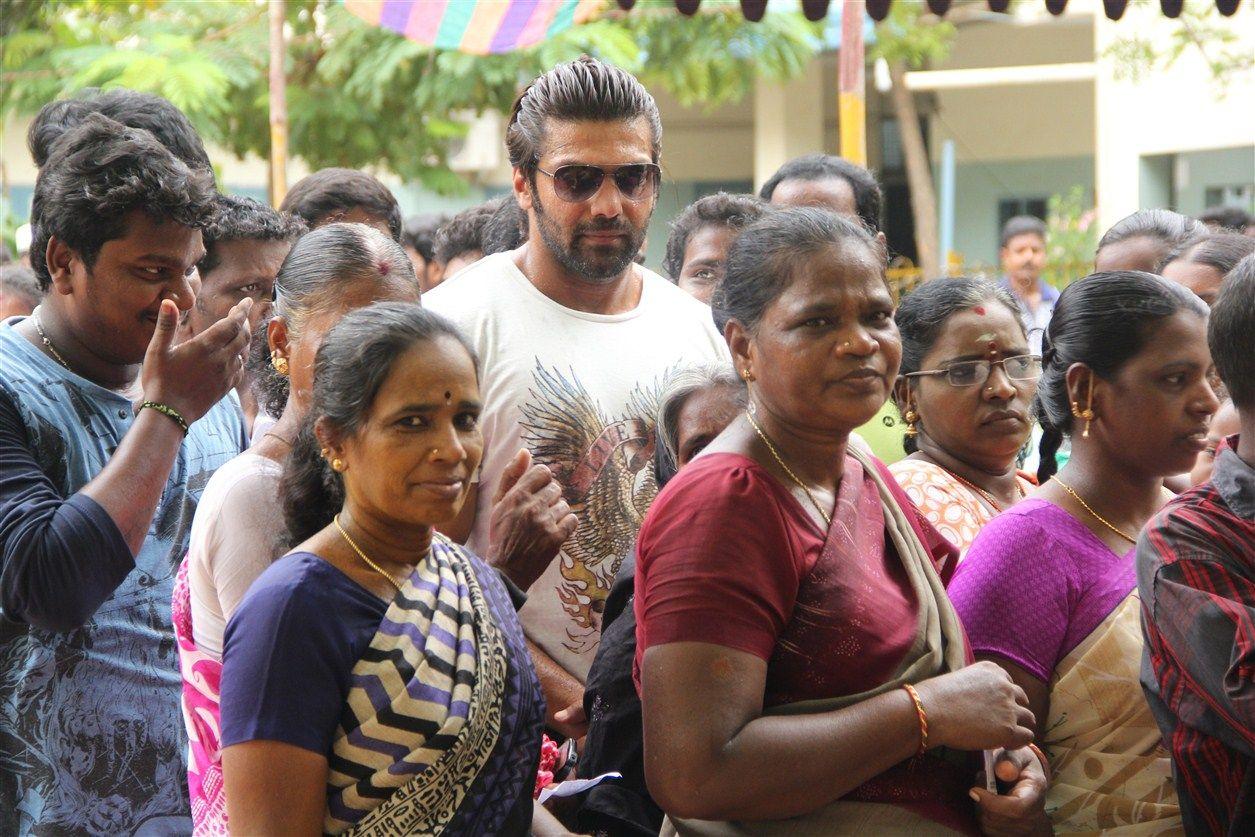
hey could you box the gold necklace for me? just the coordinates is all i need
[941,467,1025,513]
[32,310,71,370]
[1051,478,1138,545]
[744,410,832,530]
[333,515,404,593]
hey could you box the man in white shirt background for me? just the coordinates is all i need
[426,57,727,735]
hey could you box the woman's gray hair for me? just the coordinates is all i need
[656,363,746,465]
[251,222,416,417]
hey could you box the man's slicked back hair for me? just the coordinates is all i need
[280,168,403,243]
[506,56,661,178]
[29,113,218,291]
[28,88,211,171]
[197,195,307,278]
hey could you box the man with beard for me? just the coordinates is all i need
[425,57,726,734]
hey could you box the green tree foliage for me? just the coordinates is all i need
[2,0,821,191]
[865,0,954,68]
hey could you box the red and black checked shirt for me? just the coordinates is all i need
[1138,436,1255,836]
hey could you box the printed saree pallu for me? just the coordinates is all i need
[663,449,975,836]
[175,537,542,837]
[1043,591,1181,835]
[326,535,541,835]
[174,558,228,837]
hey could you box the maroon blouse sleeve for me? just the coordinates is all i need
[635,455,806,662]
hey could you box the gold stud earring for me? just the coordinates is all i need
[742,368,754,382]
[331,458,346,473]
[904,409,919,438]
[271,350,289,376]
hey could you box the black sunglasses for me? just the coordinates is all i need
[536,163,661,203]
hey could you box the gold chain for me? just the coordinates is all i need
[32,309,71,370]
[745,410,832,530]
[1051,478,1138,545]
[942,467,1026,513]
[333,515,404,592]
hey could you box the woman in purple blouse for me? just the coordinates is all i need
[949,271,1220,834]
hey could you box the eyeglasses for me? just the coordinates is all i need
[904,354,1042,388]
[535,163,661,203]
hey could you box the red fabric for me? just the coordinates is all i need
[634,452,953,706]
[1138,438,1255,836]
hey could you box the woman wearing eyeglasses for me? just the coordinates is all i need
[948,271,1219,833]
[888,278,1039,559]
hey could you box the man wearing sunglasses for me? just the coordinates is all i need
[425,57,727,736]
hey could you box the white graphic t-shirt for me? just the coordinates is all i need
[424,253,728,680]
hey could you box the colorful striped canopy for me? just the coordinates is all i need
[343,0,605,55]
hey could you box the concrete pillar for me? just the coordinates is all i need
[1092,13,1141,234]
[753,60,825,193]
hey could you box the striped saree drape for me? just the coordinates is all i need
[325,535,541,835]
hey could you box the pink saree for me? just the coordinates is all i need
[173,558,228,836]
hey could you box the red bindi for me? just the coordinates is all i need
[973,305,985,315]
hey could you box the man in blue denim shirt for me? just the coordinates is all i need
[0,112,249,835]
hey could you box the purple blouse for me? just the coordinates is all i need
[948,498,1135,683]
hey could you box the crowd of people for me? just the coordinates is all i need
[0,56,1251,837]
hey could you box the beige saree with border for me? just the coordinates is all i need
[1043,591,1182,835]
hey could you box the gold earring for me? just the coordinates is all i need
[1071,374,1096,438]
[271,351,289,376]
[331,458,346,473]
[742,368,754,382]
[904,409,919,438]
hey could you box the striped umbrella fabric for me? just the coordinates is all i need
[344,0,605,55]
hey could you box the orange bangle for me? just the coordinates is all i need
[1027,742,1051,785]
[902,683,928,756]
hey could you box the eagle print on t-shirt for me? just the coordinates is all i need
[519,362,666,654]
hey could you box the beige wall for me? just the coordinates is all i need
[928,11,1096,163]
[1093,1,1255,229]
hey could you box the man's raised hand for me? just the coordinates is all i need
[141,297,251,425]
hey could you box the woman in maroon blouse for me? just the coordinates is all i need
[635,208,1050,835]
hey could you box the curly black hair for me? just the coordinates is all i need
[27,88,211,171]
[662,192,766,281]
[29,113,218,292]
[197,195,307,278]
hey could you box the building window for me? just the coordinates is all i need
[1204,184,1254,211]
[998,198,1048,238]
